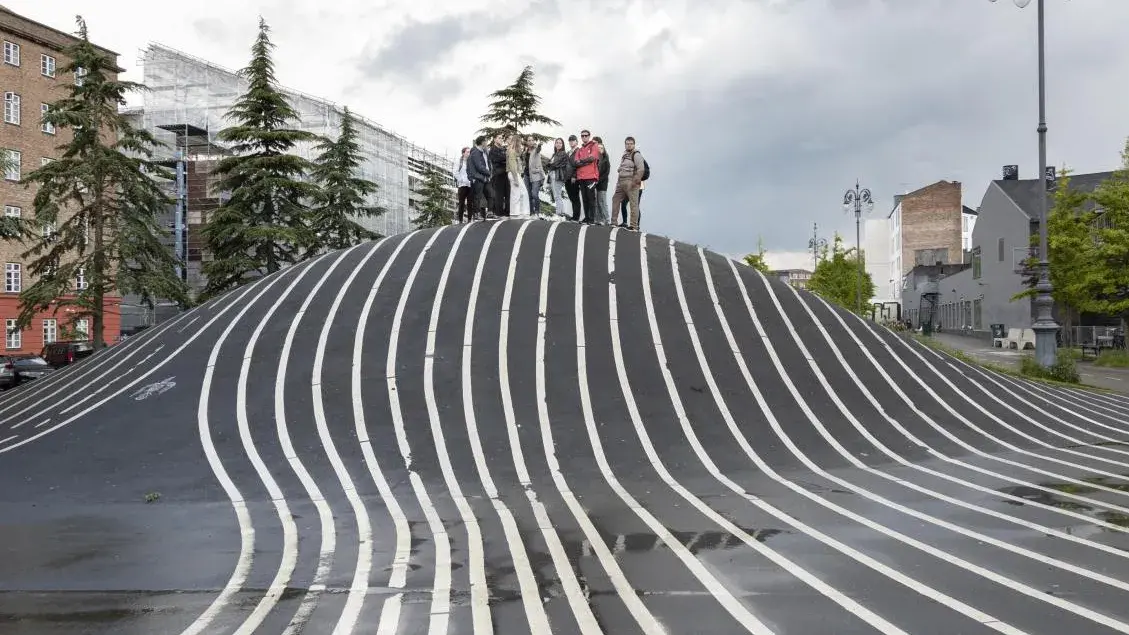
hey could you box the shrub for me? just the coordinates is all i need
[1019,354,1081,384]
[1094,349,1129,368]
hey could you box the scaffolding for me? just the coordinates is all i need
[135,43,456,239]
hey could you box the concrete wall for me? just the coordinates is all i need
[902,182,1032,334]
[864,217,894,302]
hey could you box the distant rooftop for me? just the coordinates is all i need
[994,170,1118,219]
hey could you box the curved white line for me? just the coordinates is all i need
[495,221,602,633]
[715,257,1129,632]
[422,222,493,633]
[534,223,666,633]
[0,271,279,455]
[352,231,422,635]
[384,227,458,634]
[181,257,330,635]
[233,243,372,633]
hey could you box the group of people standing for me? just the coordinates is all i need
[453,130,648,231]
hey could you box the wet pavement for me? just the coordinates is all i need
[3,221,1129,634]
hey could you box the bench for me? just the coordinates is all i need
[1081,335,1117,360]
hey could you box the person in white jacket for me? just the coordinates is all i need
[453,147,472,223]
[506,134,530,218]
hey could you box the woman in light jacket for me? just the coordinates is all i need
[546,138,569,218]
[453,147,472,223]
[524,136,545,216]
[506,134,530,218]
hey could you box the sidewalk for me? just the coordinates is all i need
[925,332,1129,394]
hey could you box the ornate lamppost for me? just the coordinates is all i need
[843,180,874,314]
[989,0,1058,367]
[808,223,828,271]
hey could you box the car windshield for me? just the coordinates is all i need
[14,357,49,367]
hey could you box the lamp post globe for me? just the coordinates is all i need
[843,181,874,315]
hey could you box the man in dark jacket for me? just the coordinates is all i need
[594,136,611,225]
[563,135,582,221]
[466,135,493,220]
[488,133,509,217]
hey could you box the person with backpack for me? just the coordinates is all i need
[611,136,646,231]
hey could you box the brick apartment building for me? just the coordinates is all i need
[0,6,121,353]
[888,180,975,280]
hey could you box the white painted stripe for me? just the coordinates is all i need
[352,233,423,635]
[421,223,493,633]
[993,372,1129,435]
[645,255,1024,634]
[0,434,16,446]
[535,223,665,633]
[177,315,201,333]
[31,419,49,429]
[780,283,1129,549]
[230,244,367,634]
[180,257,330,635]
[313,239,415,635]
[459,221,552,632]
[496,221,603,633]
[723,260,1129,632]
[59,344,167,414]
[744,270,1129,593]
[610,232,891,632]
[384,227,456,635]
[0,271,275,455]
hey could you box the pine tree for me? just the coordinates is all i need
[412,165,452,230]
[201,17,319,298]
[17,16,188,347]
[478,66,561,143]
[307,106,383,256]
[807,234,876,313]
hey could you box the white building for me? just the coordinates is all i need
[864,217,895,303]
[962,205,978,252]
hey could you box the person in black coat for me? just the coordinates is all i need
[594,136,611,225]
[466,135,493,220]
[488,133,510,217]
[563,135,582,221]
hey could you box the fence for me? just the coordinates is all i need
[1062,326,1126,349]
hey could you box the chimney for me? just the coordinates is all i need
[1002,165,1019,180]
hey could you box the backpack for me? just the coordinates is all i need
[634,151,651,181]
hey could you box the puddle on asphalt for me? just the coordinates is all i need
[997,477,1129,533]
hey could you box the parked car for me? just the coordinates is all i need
[0,355,56,389]
[41,341,97,368]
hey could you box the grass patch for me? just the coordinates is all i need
[1019,354,1081,384]
[910,333,1104,392]
[1094,349,1129,368]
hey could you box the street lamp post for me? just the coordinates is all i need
[808,222,828,270]
[843,180,874,314]
[990,0,1058,368]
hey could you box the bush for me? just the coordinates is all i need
[1019,354,1081,384]
[1094,349,1129,368]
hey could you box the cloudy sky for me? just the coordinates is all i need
[15,0,1129,269]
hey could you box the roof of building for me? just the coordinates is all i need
[994,170,1117,219]
[962,205,978,216]
[0,5,121,60]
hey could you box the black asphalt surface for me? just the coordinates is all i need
[3,219,1129,634]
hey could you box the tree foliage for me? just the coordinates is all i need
[307,106,383,256]
[743,237,770,273]
[412,165,452,230]
[16,16,188,347]
[807,233,875,313]
[478,66,561,142]
[200,17,319,299]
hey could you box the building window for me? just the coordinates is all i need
[4,92,20,125]
[973,298,982,330]
[4,205,19,218]
[5,319,19,349]
[74,318,89,340]
[43,318,56,344]
[971,246,982,279]
[76,267,87,290]
[3,149,18,180]
[40,53,56,77]
[997,237,1005,262]
[3,41,18,66]
[41,157,53,167]
[40,103,54,134]
[4,263,19,293]
[74,66,87,86]
[42,221,56,241]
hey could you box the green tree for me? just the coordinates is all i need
[412,165,452,230]
[16,16,188,347]
[307,106,383,256]
[807,233,875,313]
[743,237,771,273]
[1080,138,1129,327]
[201,17,319,298]
[478,66,561,142]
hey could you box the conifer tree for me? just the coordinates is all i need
[17,16,188,347]
[478,66,561,142]
[306,106,382,256]
[412,165,453,230]
[201,17,318,298]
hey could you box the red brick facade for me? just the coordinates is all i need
[899,180,963,275]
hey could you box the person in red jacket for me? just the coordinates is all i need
[573,130,601,224]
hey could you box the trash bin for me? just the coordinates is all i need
[990,324,1006,339]
[922,322,933,336]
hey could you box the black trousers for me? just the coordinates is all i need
[565,179,581,221]
[578,179,598,223]
[457,185,471,222]
[620,188,644,225]
[470,180,489,219]
[491,173,510,216]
